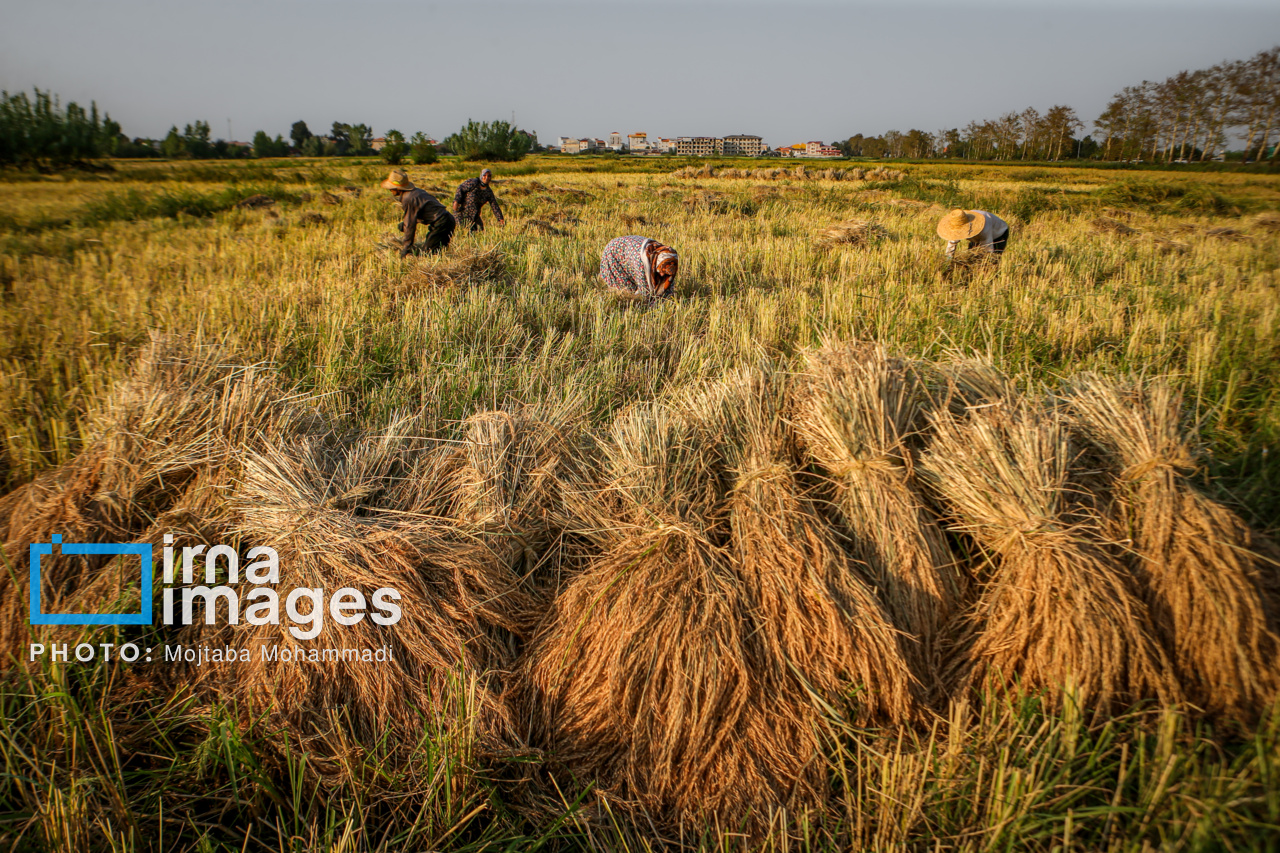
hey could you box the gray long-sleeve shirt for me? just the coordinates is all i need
[398,189,451,256]
[945,210,1010,258]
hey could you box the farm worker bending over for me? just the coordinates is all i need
[453,168,506,232]
[937,208,1010,260]
[600,235,679,303]
[382,169,456,257]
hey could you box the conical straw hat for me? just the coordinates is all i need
[937,208,986,241]
[380,169,416,191]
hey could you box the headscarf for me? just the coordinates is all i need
[655,250,678,277]
[480,168,492,182]
[644,242,678,297]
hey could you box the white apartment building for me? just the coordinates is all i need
[607,131,625,150]
[627,132,648,152]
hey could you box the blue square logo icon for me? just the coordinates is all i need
[29,535,153,625]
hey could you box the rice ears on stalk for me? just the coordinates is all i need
[1065,375,1280,723]
[451,398,591,635]
[520,395,818,832]
[920,396,1179,713]
[793,343,964,694]
[0,333,311,667]
[719,364,921,727]
[182,426,520,783]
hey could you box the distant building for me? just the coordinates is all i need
[805,141,825,157]
[658,138,676,153]
[370,137,387,151]
[608,131,625,150]
[676,136,720,156]
[627,132,648,153]
[818,145,841,158]
[723,134,764,156]
[562,138,581,154]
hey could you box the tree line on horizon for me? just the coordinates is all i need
[0,98,535,167]
[839,46,1278,164]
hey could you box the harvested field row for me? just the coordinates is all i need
[3,335,1277,837]
[670,164,907,182]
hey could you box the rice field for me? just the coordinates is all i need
[1,156,1279,851]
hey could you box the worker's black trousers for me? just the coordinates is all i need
[419,213,456,254]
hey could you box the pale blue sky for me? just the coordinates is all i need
[2,1,1277,147]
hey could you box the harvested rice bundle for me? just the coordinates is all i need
[1066,376,1280,722]
[1253,211,1280,233]
[399,246,509,293]
[450,402,590,634]
[523,398,814,829]
[816,220,888,248]
[920,399,1178,712]
[1204,226,1250,242]
[522,219,567,237]
[186,430,517,766]
[720,365,921,726]
[793,345,963,687]
[1092,216,1138,236]
[1148,235,1190,254]
[0,334,310,662]
[933,357,1019,413]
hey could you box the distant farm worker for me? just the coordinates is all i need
[382,169,456,257]
[937,208,1010,261]
[453,168,506,232]
[599,235,679,303]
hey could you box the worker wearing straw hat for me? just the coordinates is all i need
[937,208,1010,261]
[453,168,506,233]
[382,169,456,257]
[599,235,679,304]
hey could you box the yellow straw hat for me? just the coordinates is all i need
[937,208,987,241]
[380,169,415,191]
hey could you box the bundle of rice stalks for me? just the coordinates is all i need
[1092,216,1138,236]
[682,191,731,214]
[1148,235,1190,254]
[919,398,1178,712]
[0,334,312,662]
[318,191,341,205]
[1204,226,1250,242]
[548,185,591,202]
[450,402,591,635]
[619,212,647,226]
[297,211,328,227]
[1253,211,1280,233]
[793,345,963,690]
[885,198,929,211]
[547,210,580,225]
[339,184,362,197]
[522,219,567,237]
[389,247,509,298]
[866,166,906,182]
[1065,376,1280,722]
[816,220,888,248]
[185,429,519,773]
[523,396,817,829]
[234,194,275,210]
[720,365,920,726]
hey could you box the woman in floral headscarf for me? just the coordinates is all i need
[599,235,679,303]
[453,168,506,232]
